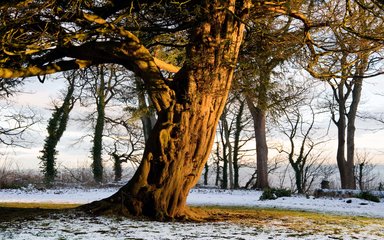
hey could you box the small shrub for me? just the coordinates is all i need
[260,188,276,200]
[260,188,291,200]
[355,191,380,203]
[274,188,292,198]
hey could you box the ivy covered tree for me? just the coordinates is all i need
[39,72,77,186]
[76,65,136,184]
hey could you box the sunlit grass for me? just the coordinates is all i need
[0,202,80,209]
[193,206,384,237]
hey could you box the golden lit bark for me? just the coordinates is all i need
[82,0,250,220]
[1,0,250,220]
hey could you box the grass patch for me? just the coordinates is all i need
[355,191,381,203]
[0,202,81,209]
[194,205,384,237]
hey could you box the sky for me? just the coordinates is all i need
[0,73,384,172]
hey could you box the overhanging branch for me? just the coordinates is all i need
[0,59,92,78]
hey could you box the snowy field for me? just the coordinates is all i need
[1,187,384,239]
[1,186,383,218]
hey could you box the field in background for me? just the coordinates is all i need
[1,157,384,192]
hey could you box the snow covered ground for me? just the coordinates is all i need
[0,187,383,239]
[0,186,383,218]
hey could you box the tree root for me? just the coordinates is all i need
[179,206,209,222]
[78,198,211,222]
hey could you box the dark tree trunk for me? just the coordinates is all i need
[82,0,249,220]
[335,69,354,189]
[357,162,364,190]
[215,143,221,187]
[337,110,357,190]
[246,97,269,189]
[345,66,365,189]
[92,67,106,184]
[336,107,352,189]
[112,153,122,182]
[254,108,268,189]
[223,115,234,189]
[203,163,209,186]
[335,54,367,190]
[220,113,229,189]
[232,99,245,189]
[217,117,228,189]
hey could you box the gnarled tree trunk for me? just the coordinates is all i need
[82,0,249,220]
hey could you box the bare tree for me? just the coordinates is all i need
[77,65,134,184]
[354,150,377,190]
[235,4,311,189]
[304,1,383,189]
[0,103,38,148]
[105,125,144,183]
[213,93,253,189]
[278,101,327,194]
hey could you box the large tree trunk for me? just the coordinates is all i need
[82,0,249,220]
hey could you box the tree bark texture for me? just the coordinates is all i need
[82,0,249,220]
